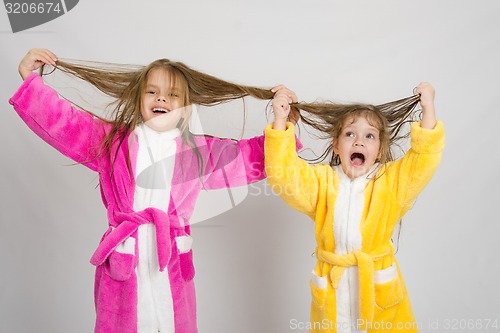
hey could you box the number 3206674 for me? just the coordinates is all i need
[5,2,62,14]
[443,319,498,330]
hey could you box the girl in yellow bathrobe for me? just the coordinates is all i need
[265,83,444,333]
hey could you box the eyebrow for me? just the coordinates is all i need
[145,84,181,93]
[343,125,380,133]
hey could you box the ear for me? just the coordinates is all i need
[332,138,339,154]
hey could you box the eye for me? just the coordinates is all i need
[168,92,180,98]
[366,133,376,139]
[345,131,355,137]
[146,91,156,95]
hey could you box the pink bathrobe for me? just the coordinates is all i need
[9,73,272,333]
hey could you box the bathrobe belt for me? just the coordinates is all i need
[90,207,185,272]
[317,243,394,329]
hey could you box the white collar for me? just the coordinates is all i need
[136,123,181,140]
[334,163,381,184]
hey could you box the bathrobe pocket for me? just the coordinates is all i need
[310,270,328,309]
[176,235,195,281]
[374,264,403,309]
[105,236,136,282]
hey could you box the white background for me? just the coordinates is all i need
[1,1,499,332]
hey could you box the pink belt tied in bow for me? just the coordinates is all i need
[90,206,185,272]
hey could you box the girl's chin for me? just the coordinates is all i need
[144,116,178,132]
[344,166,370,179]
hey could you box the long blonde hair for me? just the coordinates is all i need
[41,58,275,175]
[293,95,421,166]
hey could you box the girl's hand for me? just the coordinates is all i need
[414,82,437,129]
[271,85,298,130]
[19,48,58,80]
[414,82,435,110]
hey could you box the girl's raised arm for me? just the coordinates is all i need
[18,48,58,80]
[415,82,437,130]
[387,82,444,209]
[265,86,320,217]
[10,49,109,171]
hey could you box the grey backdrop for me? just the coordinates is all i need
[1,1,499,332]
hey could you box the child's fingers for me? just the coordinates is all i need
[40,49,58,65]
[273,94,292,105]
[19,48,57,79]
[274,92,293,104]
[27,48,58,66]
[413,82,435,110]
[414,82,434,97]
[272,87,292,98]
[271,84,286,93]
[272,95,290,107]
[37,50,58,66]
[415,81,431,91]
[274,90,296,104]
[271,85,298,103]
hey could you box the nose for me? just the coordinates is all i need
[353,140,365,147]
[156,96,167,103]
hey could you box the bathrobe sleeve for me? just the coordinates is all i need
[201,128,303,190]
[264,122,320,217]
[9,73,108,171]
[385,121,445,208]
[201,134,268,189]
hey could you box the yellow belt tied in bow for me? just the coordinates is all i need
[317,243,393,330]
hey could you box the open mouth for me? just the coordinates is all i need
[350,152,365,167]
[153,108,169,114]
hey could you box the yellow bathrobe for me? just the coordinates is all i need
[264,121,444,333]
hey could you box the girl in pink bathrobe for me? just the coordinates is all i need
[10,48,298,333]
